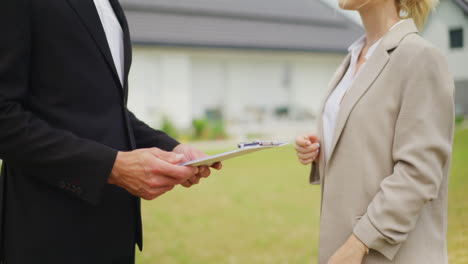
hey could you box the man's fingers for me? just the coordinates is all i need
[148,148,184,164]
[142,185,175,200]
[180,181,192,188]
[166,164,199,181]
[173,144,209,163]
[181,166,210,188]
[188,175,200,185]
[211,162,222,170]
[197,166,211,178]
[147,175,180,188]
[148,158,199,182]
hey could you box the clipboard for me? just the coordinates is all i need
[179,140,289,167]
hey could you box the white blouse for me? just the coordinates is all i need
[93,0,125,86]
[322,20,404,162]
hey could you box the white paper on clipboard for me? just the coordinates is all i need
[179,141,289,167]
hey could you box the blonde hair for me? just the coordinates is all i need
[396,0,439,30]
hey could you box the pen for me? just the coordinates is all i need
[238,140,279,148]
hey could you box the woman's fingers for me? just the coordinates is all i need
[295,134,320,165]
[295,135,312,147]
[306,133,319,144]
[296,133,319,145]
[297,150,319,160]
[299,157,315,165]
[295,143,320,154]
[295,145,320,165]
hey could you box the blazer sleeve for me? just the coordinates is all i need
[353,46,455,260]
[127,110,180,151]
[0,0,117,205]
[309,161,320,185]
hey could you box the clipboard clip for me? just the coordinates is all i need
[237,140,280,149]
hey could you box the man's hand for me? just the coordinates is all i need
[328,234,368,264]
[173,144,222,188]
[295,133,321,165]
[108,148,199,200]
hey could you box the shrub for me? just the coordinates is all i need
[209,120,227,140]
[161,117,179,139]
[192,118,227,140]
[192,119,208,140]
[455,115,465,126]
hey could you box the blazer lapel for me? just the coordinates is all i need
[66,0,123,90]
[318,54,351,181]
[324,54,352,108]
[327,47,390,164]
[325,19,419,165]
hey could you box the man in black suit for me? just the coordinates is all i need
[0,0,220,263]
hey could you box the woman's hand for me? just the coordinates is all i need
[328,235,368,264]
[295,133,320,165]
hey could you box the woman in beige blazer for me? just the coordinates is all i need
[294,0,454,263]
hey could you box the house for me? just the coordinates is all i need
[422,0,468,116]
[121,0,362,138]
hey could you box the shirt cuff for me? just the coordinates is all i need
[353,214,402,261]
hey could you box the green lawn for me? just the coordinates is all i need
[447,129,468,264]
[136,129,468,264]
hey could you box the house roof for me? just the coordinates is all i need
[453,0,468,14]
[120,0,363,52]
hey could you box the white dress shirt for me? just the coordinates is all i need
[322,20,404,161]
[93,0,125,86]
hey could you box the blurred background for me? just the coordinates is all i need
[125,0,467,263]
[123,0,468,142]
[120,0,468,263]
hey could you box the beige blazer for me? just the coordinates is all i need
[310,19,454,264]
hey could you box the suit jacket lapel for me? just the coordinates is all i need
[325,19,419,165]
[109,0,132,91]
[66,0,123,90]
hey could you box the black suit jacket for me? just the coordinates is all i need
[0,0,179,263]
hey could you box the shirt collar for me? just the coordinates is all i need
[348,35,366,59]
[348,20,405,60]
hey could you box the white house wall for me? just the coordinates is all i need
[128,48,192,129]
[127,50,163,127]
[423,0,468,81]
[127,46,345,133]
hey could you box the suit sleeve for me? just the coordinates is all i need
[0,0,117,205]
[353,46,455,260]
[127,110,180,151]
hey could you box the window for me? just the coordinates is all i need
[449,28,464,49]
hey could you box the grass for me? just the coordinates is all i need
[447,129,468,263]
[136,129,468,264]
